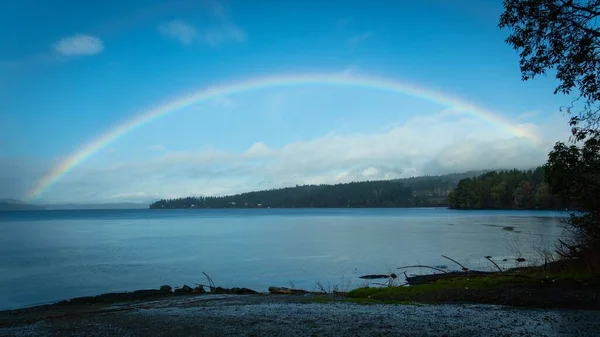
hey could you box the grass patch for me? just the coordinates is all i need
[347,272,582,302]
[526,270,598,283]
[346,268,600,305]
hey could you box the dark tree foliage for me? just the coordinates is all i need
[149,172,486,209]
[500,0,600,269]
[499,0,600,141]
[448,167,564,210]
[545,138,600,262]
[151,181,414,209]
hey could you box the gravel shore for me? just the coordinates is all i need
[2,294,600,336]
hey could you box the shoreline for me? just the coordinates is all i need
[3,262,599,316]
[2,292,600,337]
[2,263,599,335]
[3,294,600,337]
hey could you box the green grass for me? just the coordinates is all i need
[348,274,538,302]
[346,270,599,303]
[527,271,598,282]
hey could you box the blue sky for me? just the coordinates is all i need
[0,0,574,203]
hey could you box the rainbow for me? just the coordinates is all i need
[25,72,539,201]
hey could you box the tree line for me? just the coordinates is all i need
[149,168,570,210]
[152,180,421,209]
[149,171,487,209]
[447,167,565,210]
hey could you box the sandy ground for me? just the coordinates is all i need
[2,294,600,336]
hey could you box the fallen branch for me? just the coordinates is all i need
[441,255,469,271]
[485,256,503,272]
[397,265,448,273]
[202,272,216,292]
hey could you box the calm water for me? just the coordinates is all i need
[0,208,566,310]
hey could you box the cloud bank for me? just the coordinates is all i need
[6,109,570,204]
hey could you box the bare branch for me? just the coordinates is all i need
[441,255,469,271]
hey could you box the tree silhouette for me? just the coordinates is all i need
[500,0,600,141]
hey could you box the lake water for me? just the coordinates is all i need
[0,208,566,310]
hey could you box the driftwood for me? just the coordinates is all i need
[268,287,309,295]
[359,274,390,279]
[202,272,216,292]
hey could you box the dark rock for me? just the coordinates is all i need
[193,285,205,293]
[160,285,172,292]
[61,289,173,305]
[133,289,165,296]
[231,287,258,294]
[213,287,228,294]
[174,285,194,295]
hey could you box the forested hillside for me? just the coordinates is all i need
[149,171,487,209]
[448,167,565,210]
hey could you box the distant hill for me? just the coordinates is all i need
[0,199,45,211]
[150,170,490,209]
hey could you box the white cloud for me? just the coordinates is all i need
[349,32,373,50]
[158,17,246,46]
[245,142,272,158]
[362,167,379,177]
[159,20,199,45]
[53,35,104,56]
